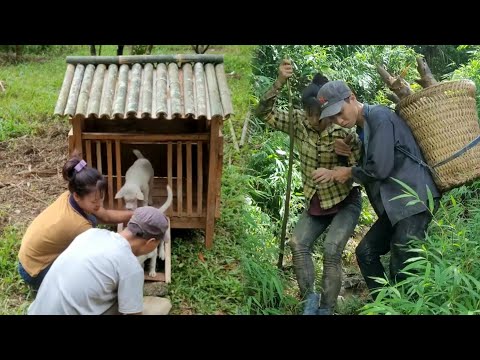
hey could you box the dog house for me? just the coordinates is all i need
[53,54,233,252]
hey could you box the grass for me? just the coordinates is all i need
[0,225,33,314]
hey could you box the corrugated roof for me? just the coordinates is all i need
[54,55,233,120]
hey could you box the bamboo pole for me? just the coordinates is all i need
[66,55,224,65]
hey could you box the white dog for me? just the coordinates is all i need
[136,185,173,277]
[115,149,154,210]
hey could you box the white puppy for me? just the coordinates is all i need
[115,149,154,210]
[136,185,173,277]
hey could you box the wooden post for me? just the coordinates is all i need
[72,115,84,157]
[205,117,220,248]
[115,140,122,209]
[68,128,74,156]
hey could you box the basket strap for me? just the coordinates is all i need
[394,144,440,181]
[431,135,480,169]
[395,144,432,170]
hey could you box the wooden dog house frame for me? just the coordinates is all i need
[54,55,232,252]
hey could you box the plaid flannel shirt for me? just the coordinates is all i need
[255,80,362,209]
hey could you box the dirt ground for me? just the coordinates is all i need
[0,121,70,231]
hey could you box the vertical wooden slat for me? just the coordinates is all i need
[205,117,220,248]
[115,140,122,209]
[197,140,203,215]
[215,131,224,218]
[167,143,173,214]
[177,142,183,215]
[68,128,74,156]
[85,140,92,167]
[96,142,103,174]
[186,142,192,215]
[107,141,113,209]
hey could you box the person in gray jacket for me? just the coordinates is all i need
[312,80,441,298]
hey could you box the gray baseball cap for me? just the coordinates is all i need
[317,80,352,120]
[127,206,168,240]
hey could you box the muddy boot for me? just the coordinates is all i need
[302,293,320,315]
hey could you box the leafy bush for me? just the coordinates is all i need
[361,179,480,315]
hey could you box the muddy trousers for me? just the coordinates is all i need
[356,208,435,299]
[289,195,361,313]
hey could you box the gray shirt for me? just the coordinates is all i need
[28,228,144,315]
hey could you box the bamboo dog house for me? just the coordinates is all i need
[54,54,233,251]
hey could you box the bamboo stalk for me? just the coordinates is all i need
[66,55,224,65]
[54,63,75,115]
[239,110,250,147]
[65,64,85,116]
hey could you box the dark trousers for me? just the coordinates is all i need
[356,206,436,298]
[289,190,361,312]
[18,261,51,291]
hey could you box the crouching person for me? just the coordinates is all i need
[28,206,172,315]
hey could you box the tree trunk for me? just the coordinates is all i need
[90,45,96,56]
[98,45,102,56]
[146,45,153,55]
[117,45,124,56]
[376,64,412,100]
[415,56,438,88]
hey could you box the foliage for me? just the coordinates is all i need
[361,179,480,315]
[412,45,472,81]
[252,45,419,110]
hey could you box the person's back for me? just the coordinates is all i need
[362,105,440,224]
[28,228,144,315]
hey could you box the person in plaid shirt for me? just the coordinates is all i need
[255,60,362,315]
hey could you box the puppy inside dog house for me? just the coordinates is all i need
[54,53,233,283]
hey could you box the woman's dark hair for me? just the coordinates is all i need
[302,73,329,116]
[62,151,107,198]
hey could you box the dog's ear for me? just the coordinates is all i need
[115,188,125,199]
[136,190,144,201]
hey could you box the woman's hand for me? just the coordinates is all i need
[312,168,334,184]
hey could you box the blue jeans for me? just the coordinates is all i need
[289,190,362,313]
[18,261,52,291]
